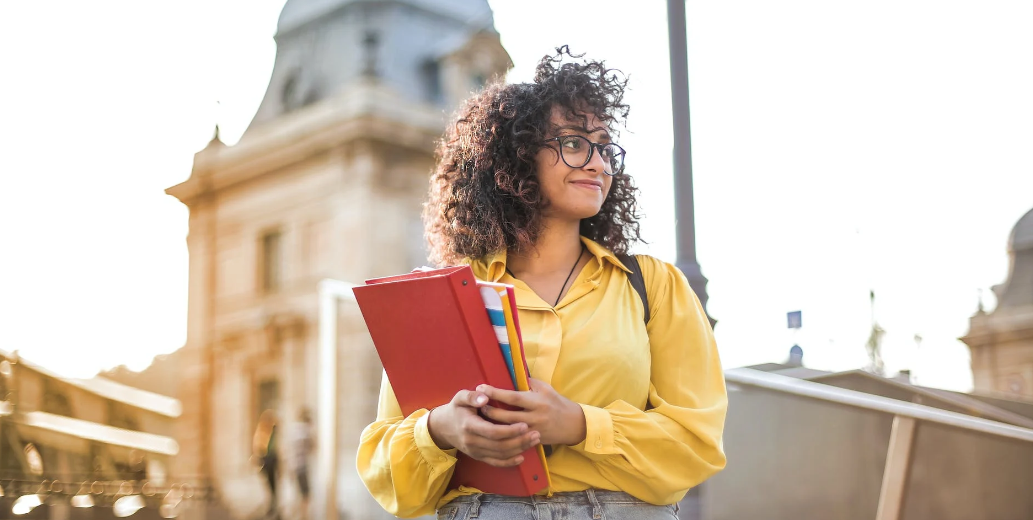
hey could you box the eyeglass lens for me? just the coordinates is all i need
[557,136,624,175]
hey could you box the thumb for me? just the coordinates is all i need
[527,378,549,393]
[455,389,489,408]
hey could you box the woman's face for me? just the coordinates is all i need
[534,107,614,222]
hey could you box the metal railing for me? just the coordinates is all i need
[724,367,1033,520]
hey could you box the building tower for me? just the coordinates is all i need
[962,207,1033,397]
[166,1,510,517]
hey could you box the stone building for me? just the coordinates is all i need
[165,0,510,518]
[0,349,188,518]
[962,206,1033,397]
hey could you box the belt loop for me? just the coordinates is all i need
[469,493,482,518]
[586,489,603,520]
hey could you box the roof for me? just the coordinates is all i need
[725,367,1033,443]
[744,362,831,380]
[246,0,507,135]
[1010,206,1033,252]
[804,369,1033,429]
[14,411,179,456]
[69,376,181,418]
[1,349,181,418]
[277,0,494,35]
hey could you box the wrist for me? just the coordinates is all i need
[427,406,455,450]
[564,400,587,446]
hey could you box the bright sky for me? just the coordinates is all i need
[2,1,1031,391]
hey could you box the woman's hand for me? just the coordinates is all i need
[427,389,541,467]
[478,379,587,447]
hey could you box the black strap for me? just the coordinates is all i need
[617,254,649,325]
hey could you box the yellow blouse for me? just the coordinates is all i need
[356,237,727,518]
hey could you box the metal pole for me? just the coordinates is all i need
[315,279,359,520]
[667,0,713,326]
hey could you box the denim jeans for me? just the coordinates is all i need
[436,490,680,520]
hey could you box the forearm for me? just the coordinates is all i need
[357,410,459,517]
[567,393,726,504]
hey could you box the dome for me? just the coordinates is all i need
[1009,207,1033,252]
[277,0,494,34]
[995,206,1033,310]
[246,0,504,135]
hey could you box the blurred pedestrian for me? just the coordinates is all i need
[253,409,279,517]
[289,408,315,519]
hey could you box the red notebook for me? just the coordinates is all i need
[352,265,549,496]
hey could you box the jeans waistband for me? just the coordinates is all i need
[448,490,648,506]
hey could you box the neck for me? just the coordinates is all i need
[507,218,583,276]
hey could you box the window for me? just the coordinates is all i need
[260,230,283,293]
[422,60,442,104]
[42,380,73,417]
[108,401,140,431]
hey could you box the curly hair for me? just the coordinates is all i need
[423,46,643,266]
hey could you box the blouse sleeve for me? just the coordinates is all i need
[356,372,459,518]
[566,256,728,504]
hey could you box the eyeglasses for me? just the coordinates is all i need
[543,135,626,176]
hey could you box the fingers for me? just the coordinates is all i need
[477,384,534,409]
[527,378,549,392]
[479,454,525,468]
[480,404,526,425]
[452,389,489,409]
[455,413,541,463]
[463,429,540,462]
[466,417,528,441]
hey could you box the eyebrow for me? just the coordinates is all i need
[554,124,612,142]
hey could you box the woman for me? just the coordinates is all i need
[253,409,279,517]
[357,47,727,519]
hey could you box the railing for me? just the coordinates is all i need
[724,367,1033,520]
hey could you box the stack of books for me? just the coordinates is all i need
[353,265,550,496]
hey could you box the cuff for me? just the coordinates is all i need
[414,412,458,472]
[570,404,616,458]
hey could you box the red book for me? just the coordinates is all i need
[352,265,549,496]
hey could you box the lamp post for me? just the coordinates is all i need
[668,0,714,327]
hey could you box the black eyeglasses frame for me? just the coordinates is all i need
[542,136,626,176]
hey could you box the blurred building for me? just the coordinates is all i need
[703,363,1033,520]
[165,0,510,518]
[98,350,181,400]
[0,349,196,518]
[962,206,1033,398]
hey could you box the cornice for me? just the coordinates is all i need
[166,80,446,206]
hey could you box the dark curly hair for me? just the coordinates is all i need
[423,46,643,266]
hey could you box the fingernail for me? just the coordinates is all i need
[515,456,524,464]
[476,395,487,405]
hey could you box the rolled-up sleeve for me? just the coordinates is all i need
[567,257,727,504]
[356,372,458,518]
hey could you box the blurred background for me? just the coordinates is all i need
[1,0,1032,519]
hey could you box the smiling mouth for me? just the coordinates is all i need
[570,180,603,190]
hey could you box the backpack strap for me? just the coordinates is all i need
[617,254,650,325]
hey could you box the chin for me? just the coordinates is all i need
[573,208,604,221]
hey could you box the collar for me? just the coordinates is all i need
[474,236,632,282]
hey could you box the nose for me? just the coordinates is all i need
[582,144,607,174]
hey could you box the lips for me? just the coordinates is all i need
[570,179,604,190]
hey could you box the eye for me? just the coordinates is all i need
[560,136,583,150]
